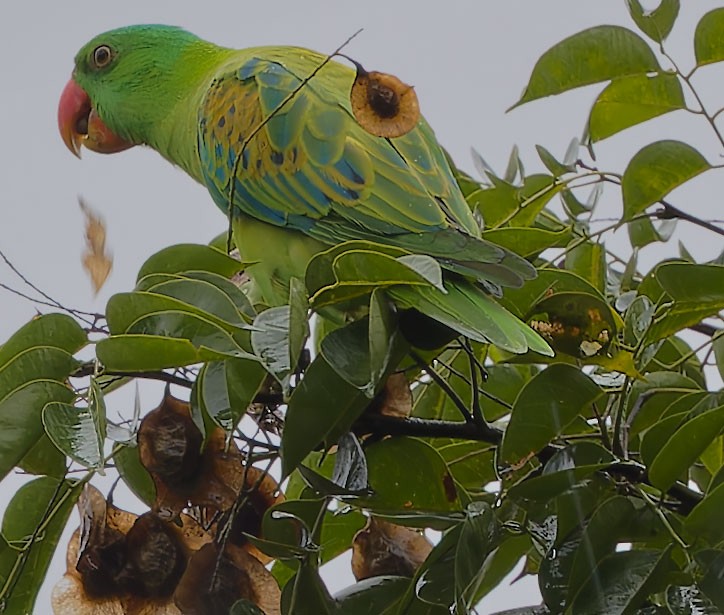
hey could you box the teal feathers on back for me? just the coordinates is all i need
[197,50,535,291]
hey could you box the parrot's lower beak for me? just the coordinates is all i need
[58,78,134,158]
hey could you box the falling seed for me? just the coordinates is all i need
[79,198,112,294]
[350,63,420,138]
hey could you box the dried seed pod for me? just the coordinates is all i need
[174,543,281,615]
[368,373,412,418]
[351,517,432,580]
[138,392,203,488]
[217,465,284,564]
[123,513,187,598]
[350,62,420,138]
[53,485,202,614]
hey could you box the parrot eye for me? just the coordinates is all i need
[92,45,113,69]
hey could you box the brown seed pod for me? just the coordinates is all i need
[122,513,188,598]
[351,517,432,581]
[350,63,420,138]
[138,392,204,489]
[52,485,208,614]
[173,543,281,615]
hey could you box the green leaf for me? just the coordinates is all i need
[648,405,724,491]
[567,496,637,603]
[627,215,676,248]
[321,296,404,396]
[513,26,659,107]
[0,478,79,614]
[363,437,461,515]
[391,282,553,356]
[251,306,296,389]
[281,562,336,615]
[137,276,250,328]
[695,8,724,66]
[17,435,66,478]
[536,144,576,176]
[0,314,86,362]
[713,334,724,382]
[481,227,571,258]
[501,364,602,465]
[136,243,241,280]
[96,334,230,371]
[200,358,267,431]
[42,389,106,471]
[588,73,685,142]
[0,381,74,483]
[508,442,614,501]
[564,242,606,294]
[695,549,724,609]
[413,503,498,609]
[622,140,711,219]
[335,576,408,612]
[305,241,408,298]
[281,355,368,477]
[107,290,251,338]
[454,502,499,610]
[114,443,156,507]
[645,264,724,342]
[626,0,680,42]
[569,547,673,614]
[685,482,724,544]
[230,600,266,615]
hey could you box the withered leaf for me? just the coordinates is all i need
[350,63,420,138]
[79,198,112,294]
[351,517,432,581]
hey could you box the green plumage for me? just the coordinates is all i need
[68,25,551,354]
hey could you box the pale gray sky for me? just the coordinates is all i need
[1,1,723,612]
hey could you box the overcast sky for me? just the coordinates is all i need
[1,1,723,612]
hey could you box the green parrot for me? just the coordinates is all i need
[58,25,551,356]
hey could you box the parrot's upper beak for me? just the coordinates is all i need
[58,78,134,158]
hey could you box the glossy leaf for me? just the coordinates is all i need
[0,478,79,613]
[627,215,676,248]
[685,482,724,544]
[251,305,295,387]
[564,242,606,293]
[514,26,659,107]
[501,364,602,465]
[648,405,724,491]
[695,549,724,609]
[569,547,672,614]
[136,243,242,280]
[200,357,267,431]
[96,334,230,371]
[391,282,553,356]
[588,73,685,142]
[363,438,461,515]
[334,576,408,612]
[626,0,680,42]
[0,379,75,483]
[282,355,368,477]
[646,264,724,342]
[622,140,711,219]
[695,8,724,66]
[42,399,105,471]
[481,227,571,258]
[113,443,156,506]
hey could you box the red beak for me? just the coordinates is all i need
[58,78,134,157]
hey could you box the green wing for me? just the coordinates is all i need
[198,48,534,287]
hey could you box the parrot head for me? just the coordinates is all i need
[58,25,206,157]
